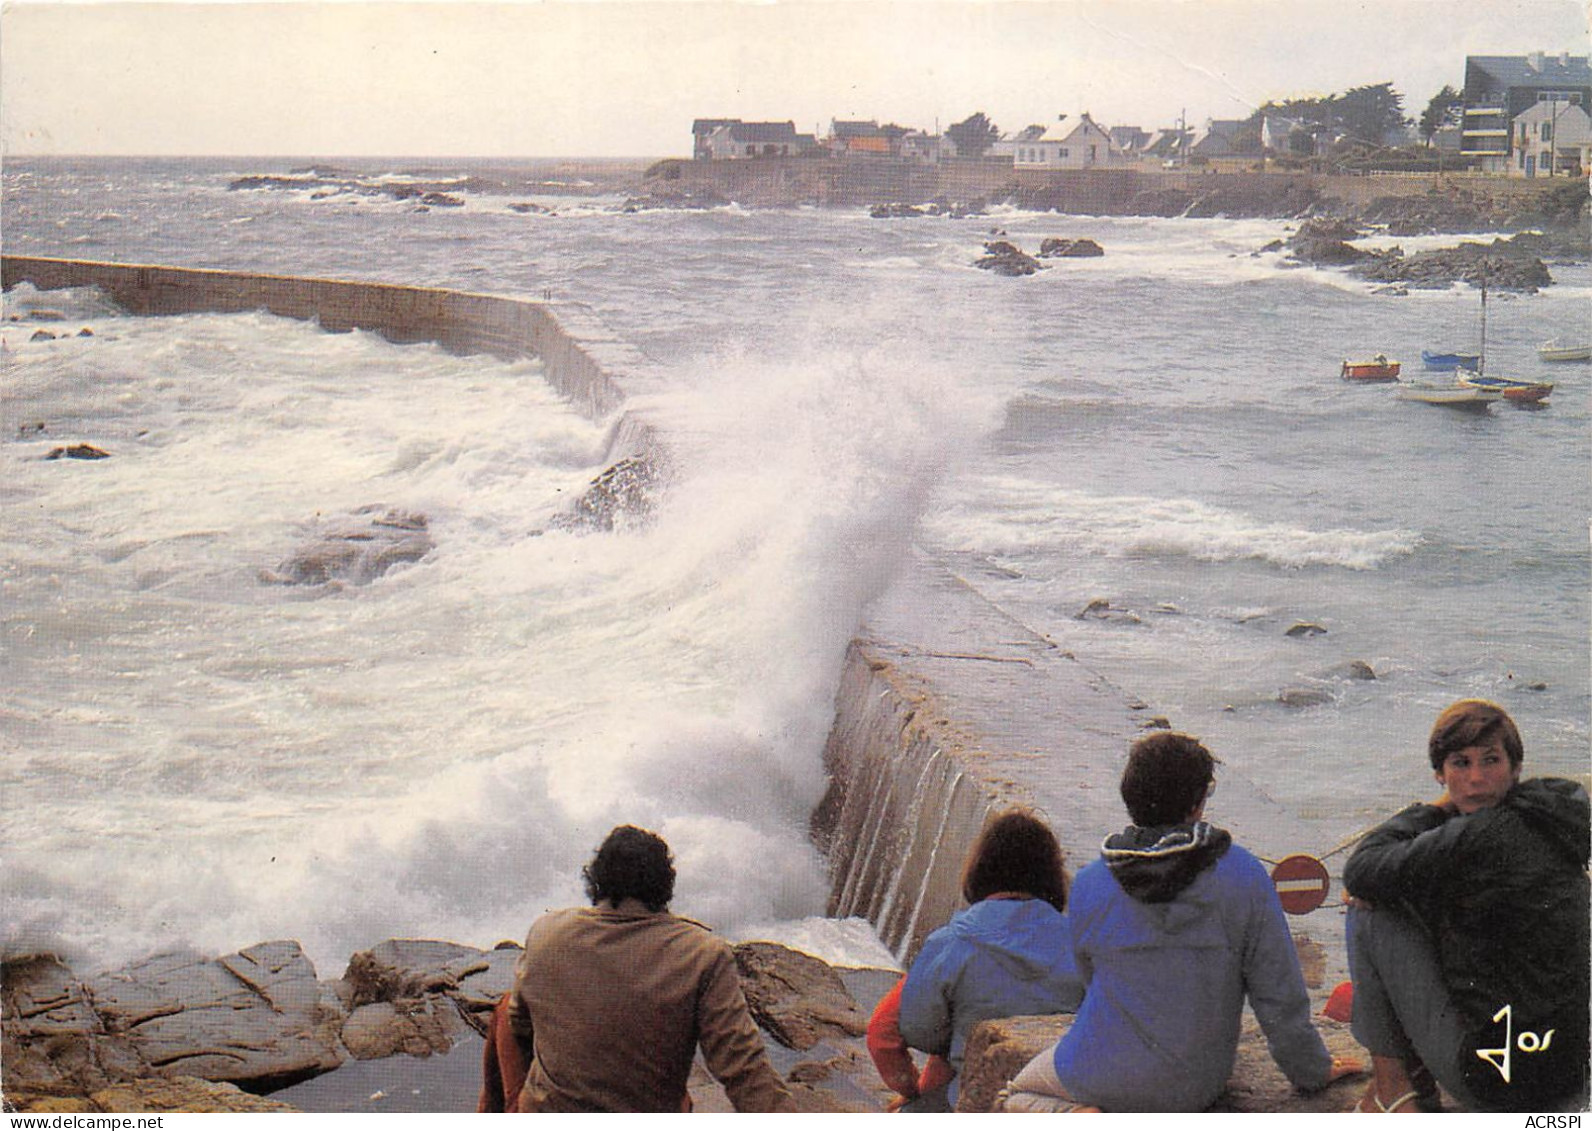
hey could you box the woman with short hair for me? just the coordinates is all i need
[883,808,1084,1110]
[1344,699,1590,1112]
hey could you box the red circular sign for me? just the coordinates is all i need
[1271,854,1331,915]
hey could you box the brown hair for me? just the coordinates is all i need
[1427,699,1523,772]
[583,825,676,912]
[1120,732,1216,827]
[961,808,1070,913]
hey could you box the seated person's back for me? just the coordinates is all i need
[1003,733,1352,1112]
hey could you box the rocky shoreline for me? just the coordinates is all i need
[5,923,1371,1113]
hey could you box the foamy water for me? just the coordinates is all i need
[3,157,1587,974]
[0,280,979,973]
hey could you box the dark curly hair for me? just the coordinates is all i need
[583,825,675,913]
[1428,699,1523,771]
[961,808,1070,913]
[1120,732,1216,828]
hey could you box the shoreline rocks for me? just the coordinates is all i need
[5,926,1367,1114]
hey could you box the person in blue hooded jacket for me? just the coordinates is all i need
[1000,733,1360,1112]
[896,808,1084,1110]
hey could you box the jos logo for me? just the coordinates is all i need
[1474,1003,1555,1084]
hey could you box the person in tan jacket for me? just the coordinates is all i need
[507,825,796,1112]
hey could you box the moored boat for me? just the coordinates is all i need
[1457,374,1553,403]
[1537,339,1591,362]
[1421,349,1481,372]
[1395,382,1502,410]
[1341,355,1400,381]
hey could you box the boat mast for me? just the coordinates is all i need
[1478,264,1488,377]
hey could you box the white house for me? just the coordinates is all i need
[897,130,944,164]
[701,120,804,160]
[1510,99,1592,176]
[1011,114,1128,169]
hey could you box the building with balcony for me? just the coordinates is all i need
[1461,52,1591,173]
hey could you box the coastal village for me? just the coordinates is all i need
[690,51,1592,178]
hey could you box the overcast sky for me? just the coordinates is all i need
[2,0,1587,157]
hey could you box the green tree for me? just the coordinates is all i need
[1333,82,1408,144]
[1258,81,1407,146]
[1419,85,1463,146]
[947,112,1001,158]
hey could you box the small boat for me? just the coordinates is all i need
[1458,374,1553,403]
[1537,340,1591,362]
[1421,349,1481,372]
[1396,383,1501,410]
[1341,355,1400,381]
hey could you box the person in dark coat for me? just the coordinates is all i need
[1343,699,1590,1112]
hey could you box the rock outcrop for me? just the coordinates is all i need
[2,942,345,1098]
[974,241,1042,276]
[337,937,520,1041]
[44,443,111,460]
[869,198,987,219]
[1038,237,1104,258]
[5,1076,300,1114]
[4,931,1376,1114]
[732,942,869,1051]
[259,506,434,587]
[1349,236,1555,292]
[550,454,664,533]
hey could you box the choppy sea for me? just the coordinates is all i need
[3,156,1587,973]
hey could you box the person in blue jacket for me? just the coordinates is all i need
[1000,732,1360,1112]
[896,808,1085,1110]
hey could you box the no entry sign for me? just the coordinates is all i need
[1271,854,1331,915]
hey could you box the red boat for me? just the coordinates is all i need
[1458,374,1553,403]
[1340,355,1401,381]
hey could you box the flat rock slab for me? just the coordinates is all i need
[732,942,869,1051]
[2,955,144,1093]
[957,1011,1368,1113]
[84,940,343,1092]
[7,1076,300,1113]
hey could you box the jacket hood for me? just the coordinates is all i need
[1102,821,1233,903]
[1508,777,1590,868]
[942,897,1071,982]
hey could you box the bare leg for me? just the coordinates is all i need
[1357,1055,1420,1113]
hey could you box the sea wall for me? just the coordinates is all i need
[0,255,1143,966]
[1,256,658,427]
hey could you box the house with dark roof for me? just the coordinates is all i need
[1462,51,1592,172]
[1189,118,1249,157]
[1139,127,1192,163]
[698,120,812,160]
[691,119,739,160]
[1109,126,1150,155]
